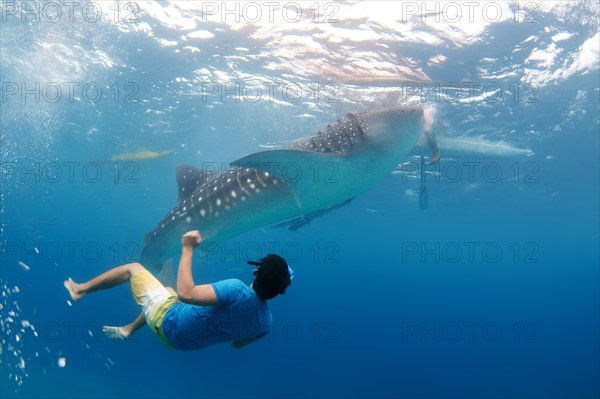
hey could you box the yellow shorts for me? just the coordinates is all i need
[130,268,178,349]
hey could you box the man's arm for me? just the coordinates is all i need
[177,230,218,306]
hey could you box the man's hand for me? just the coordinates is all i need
[182,230,202,249]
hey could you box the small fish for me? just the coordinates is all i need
[109,149,176,162]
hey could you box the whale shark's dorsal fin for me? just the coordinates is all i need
[176,164,216,202]
[231,149,341,178]
[231,149,343,208]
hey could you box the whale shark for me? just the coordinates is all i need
[140,107,431,271]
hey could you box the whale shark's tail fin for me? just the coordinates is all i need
[156,258,176,287]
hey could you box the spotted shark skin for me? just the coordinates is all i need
[287,112,367,152]
[140,107,428,271]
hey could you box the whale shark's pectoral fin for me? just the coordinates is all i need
[272,197,355,230]
[231,149,343,177]
[272,216,310,231]
[231,149,344,208]
[176,164,217,202]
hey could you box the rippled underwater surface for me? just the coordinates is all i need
[1,1,599,398]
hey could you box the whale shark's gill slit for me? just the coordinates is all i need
[236,170,250,196]
[346,113,367,145]
[255,170,268,188]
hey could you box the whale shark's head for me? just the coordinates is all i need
[352,107,428,156]
[288,106,429,156]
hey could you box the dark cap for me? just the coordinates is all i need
[247,254,294,299]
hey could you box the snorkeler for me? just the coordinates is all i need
[425,128,440,164]
[63,230,293,351]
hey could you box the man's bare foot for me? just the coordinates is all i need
[102,326,132,340]
[63,278,84,302]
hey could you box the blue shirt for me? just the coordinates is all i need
[161,279,272,351]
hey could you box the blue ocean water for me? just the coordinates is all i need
[1,2,599,398]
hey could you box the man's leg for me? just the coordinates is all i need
[103,311,146,340]
[64,263,144,301]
